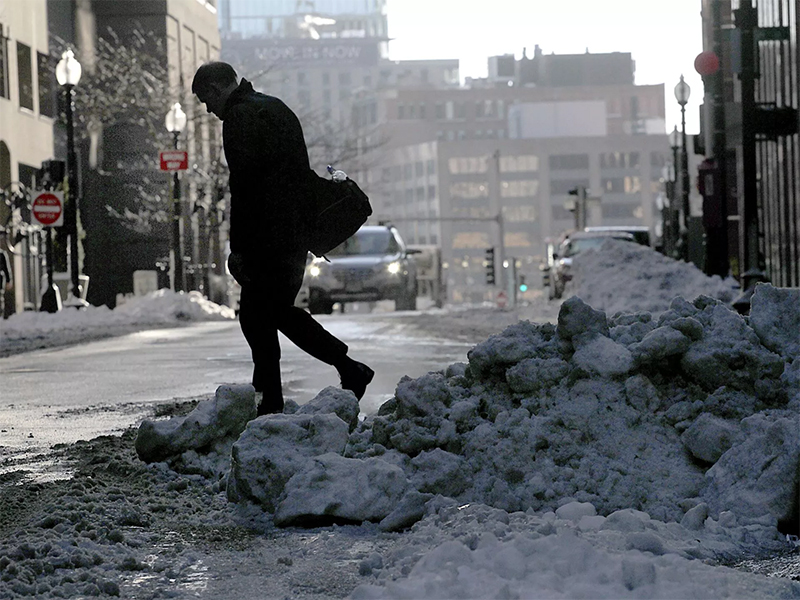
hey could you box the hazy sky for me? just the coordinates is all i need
[386,0,705,134]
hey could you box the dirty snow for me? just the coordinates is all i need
[0,243,798,599]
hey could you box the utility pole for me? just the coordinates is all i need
[490,150,506,291]
[706,0,729,277]
[733,0,767,311]
[568,186,588,230]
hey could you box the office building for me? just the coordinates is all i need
[0,0,55,314]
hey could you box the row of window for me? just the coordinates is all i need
[548,177,645,195]
[0,28,56,118]
[382,160,437,182]
[397,99,507,121]
[447,155,539,174]
[385,186,438,204]
[451,231,535,250]
[437,129,507,142]
[449,205,538,223]
[551,202,644,222]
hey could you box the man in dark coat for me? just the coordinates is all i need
[192,61,373,416]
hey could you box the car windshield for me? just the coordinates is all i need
[327,230,400,257]
[563,236,629,257]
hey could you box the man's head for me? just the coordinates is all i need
[192,62,239,120]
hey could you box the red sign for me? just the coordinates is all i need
[32,191,64,227]
[160,150,188,171]
[496,290,508,309]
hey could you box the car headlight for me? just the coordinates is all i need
[309,265,322,277]
[387,261,401,274]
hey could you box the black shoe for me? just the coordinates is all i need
[339,360,374,400]
[255,391,284,416]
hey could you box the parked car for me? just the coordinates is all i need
[305,225,419,314]
[583,225,651,247]
[550,230,636,299]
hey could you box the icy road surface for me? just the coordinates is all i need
[0,315,474,476]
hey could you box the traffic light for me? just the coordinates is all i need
[485,247,496,285]
[518,274,527,293]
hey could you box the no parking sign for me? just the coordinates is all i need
[32,191,64,227]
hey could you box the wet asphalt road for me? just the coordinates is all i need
[0,314,474,475]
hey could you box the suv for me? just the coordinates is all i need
[550,230,635,299]
[305,225,419,314]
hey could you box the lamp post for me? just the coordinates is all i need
[55,48,84,305]
[667,126,681,259]
[165,102,187,292]
[674,75,691,262]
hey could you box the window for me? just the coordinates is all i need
[502,205,538,222]
[338,72,351,86]
[476,99,494,118]
[426,159,435,175]
[0,25,8,99]
[414,161,423,177]
[501,180,539,198]
[650,152,667,168]
[602,176,641,194]
[449,182,488,198]
[435,102,445,119]
[548,154,589,170]
[500,155,539,173]
[298,90,310,107]
[17,42,33,110]
[37,52,55,117]
[427,184,436,199]
[550,179,590,195]
[448,157,488,174]
[600,152,641,169]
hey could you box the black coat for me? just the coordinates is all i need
[222,79,316,262]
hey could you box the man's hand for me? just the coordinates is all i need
[227,253,250,285]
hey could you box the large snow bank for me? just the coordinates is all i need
[134,283,799,598]
[567,238,738,315]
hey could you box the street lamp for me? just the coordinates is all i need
[55,48,85,306]
[667,126,681,258]
[165,102,187,292]
[674,75,691,261]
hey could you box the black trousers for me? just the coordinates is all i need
[237,250,348,413]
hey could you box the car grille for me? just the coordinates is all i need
[333,268,372,284]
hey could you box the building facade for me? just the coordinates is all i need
[48,0,222,307]
[0,0,55,315]
[361,51,673,303]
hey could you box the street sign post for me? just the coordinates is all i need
[31,191,64,227]
[159,150,188,171]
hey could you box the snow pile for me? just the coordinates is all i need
[113,290,235,322]
[128,283,800,598]
[0,290,234,355]
[350,502,800,599]
[567,238,738,315]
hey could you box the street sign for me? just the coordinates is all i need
[31,190,64,227]
[496,290,507,309]
[160,150,188,171]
